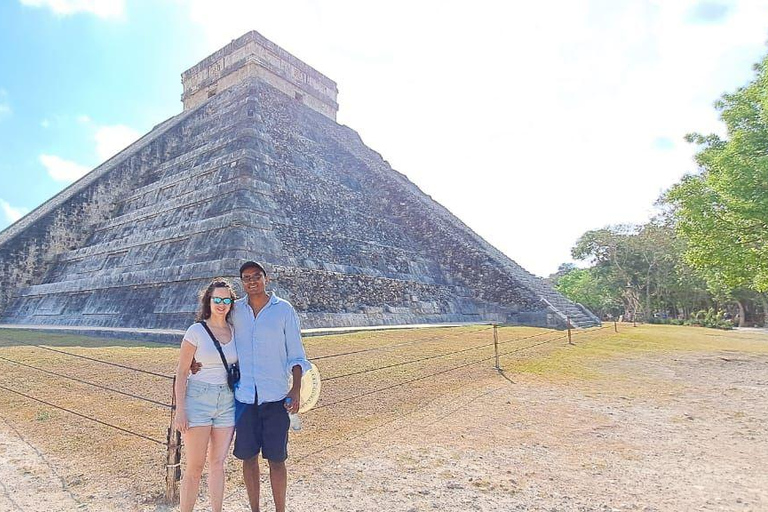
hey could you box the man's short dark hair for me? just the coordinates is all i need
[240,261,267,277]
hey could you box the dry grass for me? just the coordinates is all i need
[0,323,766,509]
[505,323,768,381]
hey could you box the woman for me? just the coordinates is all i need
[174,279,238,512]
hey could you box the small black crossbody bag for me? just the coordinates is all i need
[199,321,240,392]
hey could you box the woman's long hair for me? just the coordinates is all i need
[196,278,236,323]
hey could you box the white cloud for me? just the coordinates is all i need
[153,1,768,275]
[40,118,50,128]
[39,120,139,185]
[40,154,90,182]
[19,0,125,19]
[94,124,140,162]
[0,199,29,224]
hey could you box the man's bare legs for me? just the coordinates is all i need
[243,456,261,512]
[268,459,287,512]
[243,457,287,512]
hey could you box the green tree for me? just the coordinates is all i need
[664,53,768,296]
[570,221,705,321]
[554,267,620,318]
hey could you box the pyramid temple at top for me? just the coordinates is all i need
[0,31,599,330]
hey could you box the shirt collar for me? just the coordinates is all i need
[240,292,280,311]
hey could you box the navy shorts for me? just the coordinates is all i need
[233,398,290,462]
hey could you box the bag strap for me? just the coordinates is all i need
[199,321,231,372]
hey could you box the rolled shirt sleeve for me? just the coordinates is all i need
[285,307,312,376]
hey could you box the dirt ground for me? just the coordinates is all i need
[0,325,766,511]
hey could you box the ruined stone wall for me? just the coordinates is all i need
[0,90,278,328]
[0,110,198,315]
[182,31,338,120]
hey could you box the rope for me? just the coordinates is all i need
[497,333,569,358]
[572,325,612,338]
[312,332,570,411]
[312,325,494,361]
[0,384,166,445]
[496,327,562,344]
[9,342,173,380]
[0,323,603,453]
[324,328,567,381]
[324,339,498,381]
[0,356,172,408]
[295,385,506,464]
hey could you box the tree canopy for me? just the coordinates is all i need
[663,53,768,294]
[555,50,768,327]
[566,221,707,321]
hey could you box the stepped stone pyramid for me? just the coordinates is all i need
[0,31,600,330]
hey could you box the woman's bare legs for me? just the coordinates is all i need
[207,426,235,512]
[180,426,211,512]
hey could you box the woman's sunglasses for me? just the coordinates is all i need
[211,297,234,305]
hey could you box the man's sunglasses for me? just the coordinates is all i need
[211,297,234,305]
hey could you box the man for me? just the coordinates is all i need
[232,261,311,512]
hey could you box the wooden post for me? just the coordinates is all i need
[567,317,573,345]
[614,320,618,333]
[165,377,182,504]
[493,324,500,371]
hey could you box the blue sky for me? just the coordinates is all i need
[1,0,767,276]
[0,1,204,204]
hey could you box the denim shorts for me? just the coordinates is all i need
[185,380,235,428]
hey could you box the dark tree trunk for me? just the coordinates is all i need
[736,300,746,328]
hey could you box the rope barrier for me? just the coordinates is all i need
[495,327,562,344]
[323,329,571,381]
[0,356,172,408]
[0,321,610,472]
[312,325,494,361]
[495,324,609,349]
[312,332,572,411]
[324,339,498,381]
[571,325,612,338]
[497,333,569,359]
[6,341,173,380]
[223,324,610,503]
[0,384,166,445]
[296,385,505,463]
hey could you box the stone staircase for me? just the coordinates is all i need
[494,263,601,328]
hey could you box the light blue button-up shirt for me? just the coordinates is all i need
[232,292,311,405]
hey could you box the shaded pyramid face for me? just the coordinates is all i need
[0,78,600,329]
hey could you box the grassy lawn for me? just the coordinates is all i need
[504,324,768,380]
